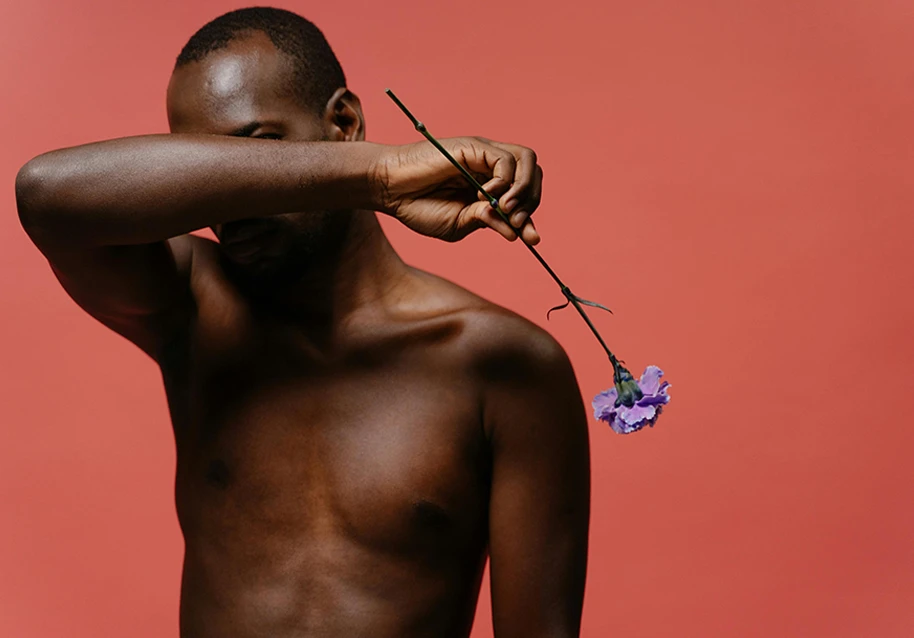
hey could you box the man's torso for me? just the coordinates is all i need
[158,237,505,638]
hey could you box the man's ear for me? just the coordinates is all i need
[323,88,365,141]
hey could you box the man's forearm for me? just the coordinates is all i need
[15,135,382,249]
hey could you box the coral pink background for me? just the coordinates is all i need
[2,1,912,636]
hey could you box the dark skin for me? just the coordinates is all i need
[16,31,590,638]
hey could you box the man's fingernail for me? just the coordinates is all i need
[503,198,517,213]
[511,211,526,226]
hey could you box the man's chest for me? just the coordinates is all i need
[161,319,491,560]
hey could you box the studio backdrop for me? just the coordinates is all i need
[1,1,912,636]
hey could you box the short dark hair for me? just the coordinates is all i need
[175,7,346,114]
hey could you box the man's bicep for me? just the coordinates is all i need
[42,235,197,360]
[485,335,591,638]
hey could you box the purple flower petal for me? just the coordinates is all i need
[610,412,652,434]
[638,365,664,395]
[622,402,657,425]
[592,387,619,421]
[592,365,671,434]
[636,393,669,407]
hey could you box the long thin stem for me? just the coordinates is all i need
[385,88,625,379]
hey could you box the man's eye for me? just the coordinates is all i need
[256,133,283,140]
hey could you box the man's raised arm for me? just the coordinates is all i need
[14,135,383,359]
[15,134,542,359]
[15,135,381,248]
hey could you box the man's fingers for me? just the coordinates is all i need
[479,175,511,202]
[528,164,543,212]
[450,138,543,219]
[468,202,542,246]
[455,138,516,200]
[471,201,518,242]
[520,218,541,245]
[442,137,544,246]
[490,145,538,215]
[497,164,540,234]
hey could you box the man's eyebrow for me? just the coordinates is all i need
[229,122,262,137]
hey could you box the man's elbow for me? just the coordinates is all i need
[16,155,67,245]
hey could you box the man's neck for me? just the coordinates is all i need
[258,211,410,335]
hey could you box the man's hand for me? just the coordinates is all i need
[372,137,543,245]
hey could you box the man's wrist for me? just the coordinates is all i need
[302,141,388,214]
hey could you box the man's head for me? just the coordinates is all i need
[167,7,366,292]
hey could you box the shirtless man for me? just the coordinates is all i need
[15,7,590,637]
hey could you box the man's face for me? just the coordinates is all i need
[166,30,352,291]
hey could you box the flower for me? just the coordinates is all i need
[593,365,671,434]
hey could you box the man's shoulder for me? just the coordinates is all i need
[412,269,586,442]
[408,268,573,381]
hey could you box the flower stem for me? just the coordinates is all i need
[385,88,626,381]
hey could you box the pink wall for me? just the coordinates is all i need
[2,1,912,636]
